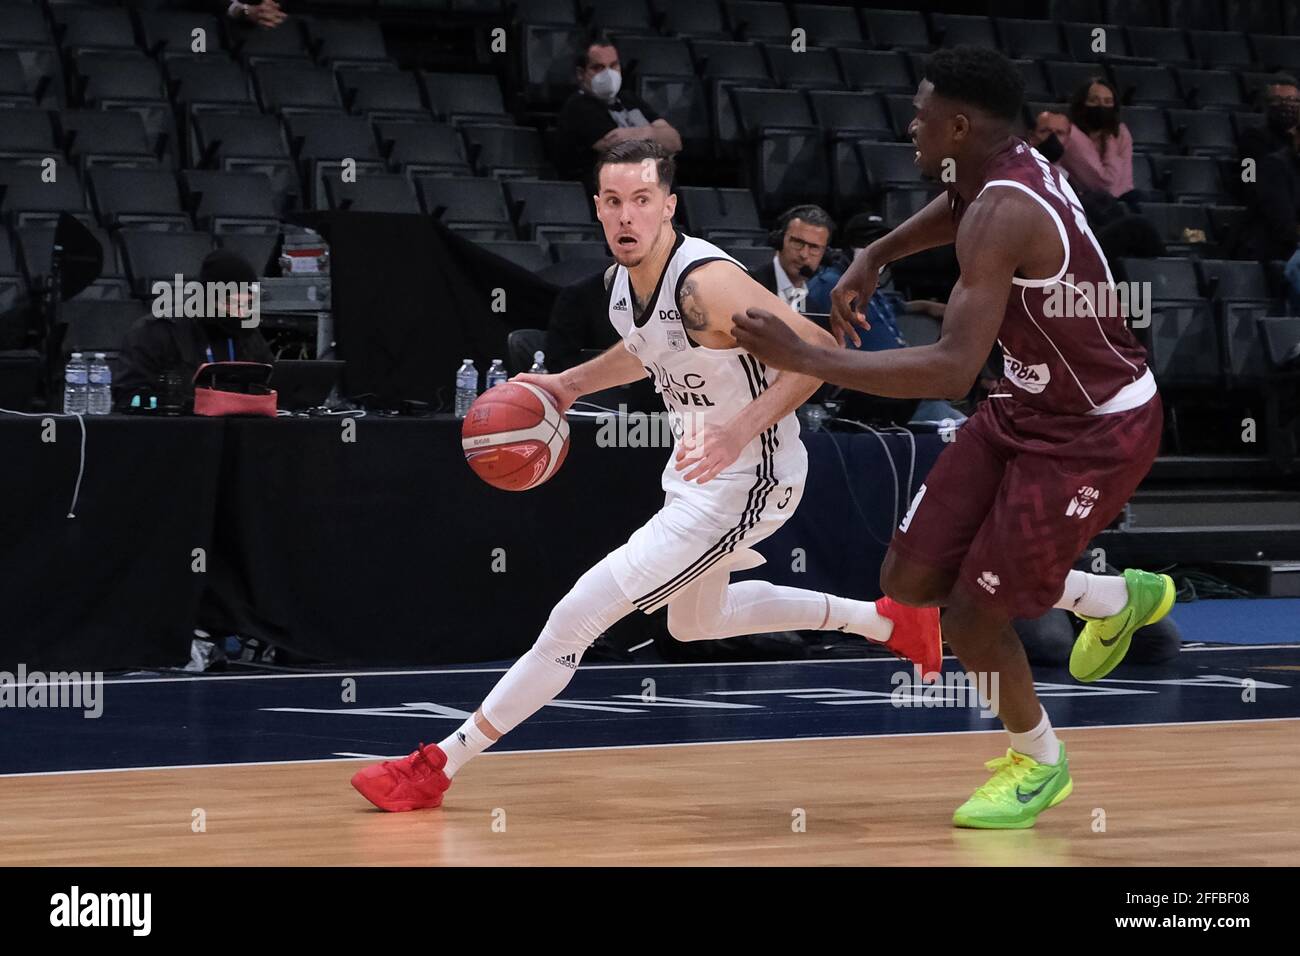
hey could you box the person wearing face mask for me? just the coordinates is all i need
[112,249,274,408]
[1032,79,1133,202]
[555,33,683,190]
[1239,75,1300,165]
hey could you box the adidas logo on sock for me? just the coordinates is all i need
[555,653,579,670]
[612,297,629,312]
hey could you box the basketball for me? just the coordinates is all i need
[461,381,570,491]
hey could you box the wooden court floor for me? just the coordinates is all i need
[1,719,1296,866]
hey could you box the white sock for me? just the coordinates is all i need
[1053,569,1128,618]
[438,716,494,778]
[825,594,894,643]
[1007,707,1061,765]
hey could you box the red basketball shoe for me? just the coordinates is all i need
[351,743,451,811]
[875,597,943,683]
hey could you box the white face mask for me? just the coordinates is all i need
[590,68,621,103]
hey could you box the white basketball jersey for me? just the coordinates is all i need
[607,232,802,476]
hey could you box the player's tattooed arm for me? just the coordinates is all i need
[678,277,709,331]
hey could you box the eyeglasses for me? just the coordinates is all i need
[786,236,825,254]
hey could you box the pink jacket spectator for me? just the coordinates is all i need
[1058,122,1134,198]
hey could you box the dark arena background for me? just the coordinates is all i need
[0,0,1296,926]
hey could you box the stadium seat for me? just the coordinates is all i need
[836,50,913,93]
[1047,61,1106,102]
[254,63,343,113]
[1061,21,1128,61]
[793,4,869,50]
[514,0,577,24]
[0,163,88,226]
[191,113,297,207]
[324,174,420,213]
[339,69,428,119]
[753,129,828,214]
[422,73,510,124]
[215,231,279,275]
[765,45,845,90]
[676,186,764,244]
[656,0,730,39]
[1113,65,1183,107]
[0,108,57,159]
[417,176,514,240]
[1177,68,1244,110]
[861,9,930,51]
[691,40,771,83]
[230,20,312,61]
[118,228,215,294]
[612,36,695,79]
[1124,26,1195,66]
[376,121,471,175]
[478,240,550,273]
[181,169,281,231]
[61,110,156,167]
[1123,107,1173,153]
[808,91,893,140]
[521,23,582,107]
[1104,0,1163,27]
[583,0,656,35]
[285,114,382,163]
[1167,0,1225,31]
[996,18,1066,59]
[1250,35,1300,73]
[167,58,255,108]
[930,14,998,50]
[637,75,711,151]
[859,141,924,193]
[1188,30,1254,69]
[72,52,166,105]
[1167,109,1236,157]
[731,88,816,138]
[304,18,390,63]
[1230,0,1284,35]
[722,1,789,42]
[1140,202,1214,255]
[504,179,597,241]
[1156,155,1226,201]
[1146,305,1223,386]
[50,6,137,51]
[88,167,188,229]
[0,6,55,50]
[137,11,228,59]
[461,124,552,179]
[1012,60,1052,102]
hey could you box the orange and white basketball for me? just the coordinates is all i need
[461,381,570,491]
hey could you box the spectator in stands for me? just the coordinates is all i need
[751,205,844,315]
[1243,122,1300,263]
[1033,79,1134,203]
[224,1,287,28]
[556,34,682,190]
[544,267,620,372]
[1028,103,1162,260]
[1238,74,1300,165]
[112,250,274,408]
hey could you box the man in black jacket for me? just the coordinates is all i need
[1243,129,1300,262]
[555,34,682,191]
[1238,74,1300,165]
[113,250,274,407]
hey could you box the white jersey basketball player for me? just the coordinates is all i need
[351,142,942,812]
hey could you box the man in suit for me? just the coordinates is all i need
[751,205,843,315]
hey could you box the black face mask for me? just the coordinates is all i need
[1037,132,1065,163]
[1081,105,1117,131]
[1267,101,1300,136]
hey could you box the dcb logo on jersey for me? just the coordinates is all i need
[1002,349,1051,394]
[1067,485,1100,518]
[658,308,680,322]
[977,571,1001,595]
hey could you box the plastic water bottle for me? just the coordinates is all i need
[63,352,89,415]
[528,350,547,375]
[88,352,112,415]
[454,358,479,419]
[486,358,508,390]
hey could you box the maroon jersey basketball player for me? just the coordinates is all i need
[730,47,1175,829]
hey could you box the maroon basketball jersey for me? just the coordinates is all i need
[949,139,1153,416]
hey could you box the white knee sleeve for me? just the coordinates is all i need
[480,557,634,735]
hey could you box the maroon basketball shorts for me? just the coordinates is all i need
[889,392,1164,619]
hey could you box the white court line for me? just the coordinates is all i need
[3,715,1297,780]
[25,642,1300,689]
